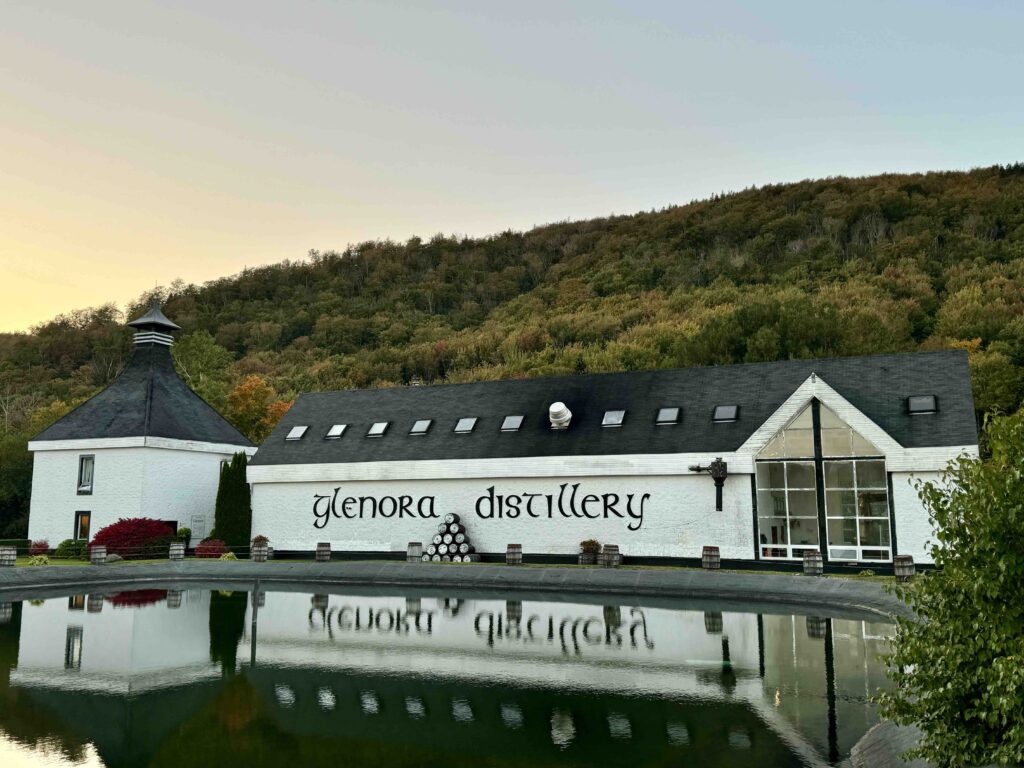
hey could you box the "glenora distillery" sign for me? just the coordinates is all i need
[313,483,651,532]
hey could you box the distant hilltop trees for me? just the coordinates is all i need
[1,163,1023,536]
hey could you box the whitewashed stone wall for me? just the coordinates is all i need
[28,446,241,546]
[251,473,755,559]
[891,470,942,564]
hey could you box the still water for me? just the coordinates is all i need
[0,587,891,767]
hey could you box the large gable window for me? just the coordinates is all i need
[755,402,891,564]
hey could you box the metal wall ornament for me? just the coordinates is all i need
[688,457,729,511]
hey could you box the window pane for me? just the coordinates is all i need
[285,426,308,440]
[830,548,858,561]
[859,519,891,547]
[823,461,854,488]
[858,491,889,518]
[410,419,432,435]
[856,460,887,488]
[861,549,889,561]
[756,463,785,488]
[789,405,814,429]
[821,428,852,456]
[818,404,846,429]
[758,517,789,545]
[656,407,679,425]
[325,424,346,439]
[367,422,388,437]
[759,433,785,458]
[501,415,524,432]
[713,405,738,422]
[786,462,816,489]
[851,432,881,456]
[787,490,817,517]
[827,518,859,547]
[602,410,625,427]
[788,518,819,547]
[784,429,814,457]
[454,417,477,433]
[826,490,857,517]
[758,490,787,516]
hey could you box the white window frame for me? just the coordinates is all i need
[824,459,891,562]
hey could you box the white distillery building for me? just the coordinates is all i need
[27,304,254,546]
[248,350,978,568]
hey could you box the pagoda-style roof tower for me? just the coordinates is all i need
[32,302,252,447]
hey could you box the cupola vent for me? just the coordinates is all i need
[549,402,572,430]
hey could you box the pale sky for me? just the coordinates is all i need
[1,1,1021,331]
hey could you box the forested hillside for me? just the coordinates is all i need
[2,164,1023,536]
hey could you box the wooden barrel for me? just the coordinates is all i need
[426,544,437,556]
[90,545,107,566]
[578,550,596,566]
[437,543,448,555]
[704,611,723,634]
[311,594,329,611]
[506,600,523,622]
[448,523,464,534]
[169,542,185,561]
[441,554,452,562]
[437,523,448,534]
[506,543,523,566]
[251,590,266,608]
[442,533,453,545]
[893,555,915,582]
[603,605,622,627]
[266,546,274,560]
[444,513,461,525]
[0,547,16,567]
[421,553,430,562]
[316,542,332,562]
[458,543,474,555]
[167,590,183,609]
[251,543,268,563]
[406,542,422,563]
[802,550,824,576]
[455,532,466,544]
[0,603,11,624]
[432,534,443,545]
[451,554,463,563]
[600,544,621,568]
[87,594,104,612]
[463,554,479,563]
[431,554,441,562]
[701,545,721,570]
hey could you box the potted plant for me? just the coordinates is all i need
[578,539,601,565]
[251,535,270,563]
[176,527,192,548]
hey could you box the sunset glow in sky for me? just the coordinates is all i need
[1,0,1022,331]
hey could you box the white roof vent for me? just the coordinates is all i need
[549,402,572,430]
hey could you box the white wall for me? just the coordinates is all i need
[28,445,239,546]
[251,473,755,559]
[891,470,942,564]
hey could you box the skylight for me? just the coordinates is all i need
[454,417,478,434]
[367,422,389,437]
[501,415,524,432]
[712,405,739,423]
[285,426,308,441]
[410,419,432,435]
[907,395,938,415]
[325,424,347,439]
[602,410,626,428]
[656,407,680,425]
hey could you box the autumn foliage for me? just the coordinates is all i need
[89,518,175,560]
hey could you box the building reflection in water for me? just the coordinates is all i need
[0,589,891,767]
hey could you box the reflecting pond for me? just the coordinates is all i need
[0,587,891,767]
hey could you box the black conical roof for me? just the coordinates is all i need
[32,322,251,447]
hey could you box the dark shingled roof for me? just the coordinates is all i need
[250,350,976,466]
[32,344,252,446]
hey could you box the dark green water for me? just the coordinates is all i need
[0,588,891,767]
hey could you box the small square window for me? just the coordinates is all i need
[410,419,432,435]
[77,455,94,494]
[907,395,937,415]
[602,410,626,428]
[285,426,308,441]
[367,422,389,437]
[501,415,524,432]
[656,407,680,425]
[713,405,739,423]
[454,417,477,434]
[325,424,347,439]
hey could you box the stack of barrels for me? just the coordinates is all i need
[422,514,479,563]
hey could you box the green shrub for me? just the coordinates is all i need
[176,527,192,543]
[54,539,88,560]
[28,555,49,566]
[880,410,1024,767]
[219,552,237,561]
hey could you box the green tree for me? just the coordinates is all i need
[879,410,1024,767]
[173,330,234,411]
[212,453,252,550]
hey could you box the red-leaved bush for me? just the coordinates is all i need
[196,538,228,559]
[108,589,168,608]
[89,518,175,560]
[29,540,49,556]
